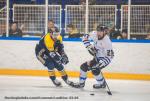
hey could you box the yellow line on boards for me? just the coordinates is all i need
[0,69,150,81]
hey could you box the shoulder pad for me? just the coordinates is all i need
[57,35,63,43]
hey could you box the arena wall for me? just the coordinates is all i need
[0,39,150,80]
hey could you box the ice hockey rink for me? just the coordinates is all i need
[0,75,150,101]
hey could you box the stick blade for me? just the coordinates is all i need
[107,91,112,95]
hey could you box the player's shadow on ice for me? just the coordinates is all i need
[32,85,63,89]
[32,86,118,95]
[32,85,79,92]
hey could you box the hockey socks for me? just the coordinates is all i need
[48,70,61,86]
[93,73,106,89]
[59,69,74,86]
[78,70,87,88]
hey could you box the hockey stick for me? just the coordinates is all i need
[100,71,112,95]
[94,54,112,95]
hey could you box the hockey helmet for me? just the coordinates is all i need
[96,25,108,32]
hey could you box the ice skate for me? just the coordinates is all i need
[52,79,62,87]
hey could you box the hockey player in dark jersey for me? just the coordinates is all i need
[35,32,75,87]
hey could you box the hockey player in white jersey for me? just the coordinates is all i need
[73,25,114,89]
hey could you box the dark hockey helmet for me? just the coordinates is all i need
[96,25,108,32]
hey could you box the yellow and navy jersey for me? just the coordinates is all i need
[38,33,64,54]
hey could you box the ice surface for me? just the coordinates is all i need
[0,76,150,101]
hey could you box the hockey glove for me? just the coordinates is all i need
[91,58,105,70]
[49,52,62,65]
[86,44,97,56]
[61,52,69,65]
[91,62,102,70]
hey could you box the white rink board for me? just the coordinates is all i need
[0,40,150,74]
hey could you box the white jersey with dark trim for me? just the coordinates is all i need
[83,31,114,67]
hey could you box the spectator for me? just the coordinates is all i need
[89,0,96,5]
[109,27,121,39]
[79,0,86,5]
[2,22,22,37]
[116,29,128,39]
[145,25,150,40]
[42,19,59,37]
[66,24,81,38]
[145,34,150,40]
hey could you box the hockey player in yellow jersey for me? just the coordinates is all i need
[35,32,75,87]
